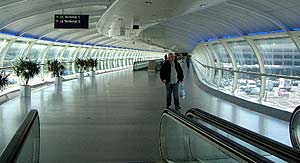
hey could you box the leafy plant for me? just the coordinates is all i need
[13,58,40,85]
[75,58,87,73]
[48,59,65,77]
[87,58,98,71]
[0,71,10,90]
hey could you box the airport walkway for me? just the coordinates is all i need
[0,64,292,162]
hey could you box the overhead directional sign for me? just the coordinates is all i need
[54,14,89,29]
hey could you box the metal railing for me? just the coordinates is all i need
[0,109,40,163]
[160,109,273,163]
[186,108,300,163]
[290,105,300,149]
[194,59,300,80]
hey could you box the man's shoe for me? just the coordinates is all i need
[175,106,181,110]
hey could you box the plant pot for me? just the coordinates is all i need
[55,76,62,85]
[20,85,31,97]
[78,72,84,80]
[91,71,96,77]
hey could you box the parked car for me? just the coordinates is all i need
[272,80,279,87]
[279,78,292,91]
[245,87,260,95]
[277,88,289,97]
[292,80,300,86]
[239,79,247,91]
[247,80,257,89]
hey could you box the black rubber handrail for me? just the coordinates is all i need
[160,109,273,163]
[0,109,40,163]
[186,108,300,163]
[289,105,300,149]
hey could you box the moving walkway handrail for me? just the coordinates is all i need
[290,105,300,149]
[160,109,273,163]
[0,109,40,163]
[186,108,300,163]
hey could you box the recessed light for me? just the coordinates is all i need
[145,1,152,5]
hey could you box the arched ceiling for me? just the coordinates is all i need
[140,0,300,52]
[1,0,300,52]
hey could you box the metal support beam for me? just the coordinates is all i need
[288,32,300,53]
[71,47,80,74]
[221,41,238,93]
[23,41,36,59]
[198,46,212,82]
[0,39,16,67]
[84,47,92,59]
[245,37,266,101]
[208,44,222,87]
[40,44,53,78]
[58,45,69,61]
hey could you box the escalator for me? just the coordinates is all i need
[1,108,300,162]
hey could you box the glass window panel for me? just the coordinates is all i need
[205,46,217,66]
[256,38,300,75]
[0,39,7,52]
[212,44,232,68]
[294,61,300,66]
[28,44,47,63]
[87,49,97,58]
[62,47,76,61]
[4,41,28,67]
[77,48,86,59]
[47,46,63,59]
[0,40,8,63]
[229,41,258,72]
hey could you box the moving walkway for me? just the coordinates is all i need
[1,108,300,162]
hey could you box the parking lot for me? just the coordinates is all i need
[236,85,300,112]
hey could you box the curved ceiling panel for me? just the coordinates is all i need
[139,0,300,52]
[0,0,300,52]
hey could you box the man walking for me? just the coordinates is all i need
[160,53,184,110]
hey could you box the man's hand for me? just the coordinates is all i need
[162,80,166,83]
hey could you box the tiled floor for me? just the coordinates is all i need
[0,64,292,162]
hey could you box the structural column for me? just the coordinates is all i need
[245,37,266,100]
[0,39,16,67]
[221,41,238,93]
[40,44,53,78]
[201,45,215,83]
[208,44,222,87]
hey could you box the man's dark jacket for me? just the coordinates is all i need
[160,60,184,84]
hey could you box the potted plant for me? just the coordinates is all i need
[13,58,40,97]
[0,71,10,91]
[48,59,65,85]
[87,58,98,76]
[75,58,87,80]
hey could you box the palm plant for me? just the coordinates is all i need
[87,58,98,71]
[48,59,65,77]
[13,58,40,85]
[75,58,87,73]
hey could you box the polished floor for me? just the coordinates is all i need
[0,63,292,162]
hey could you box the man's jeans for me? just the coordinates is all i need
[166,83,179,107]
